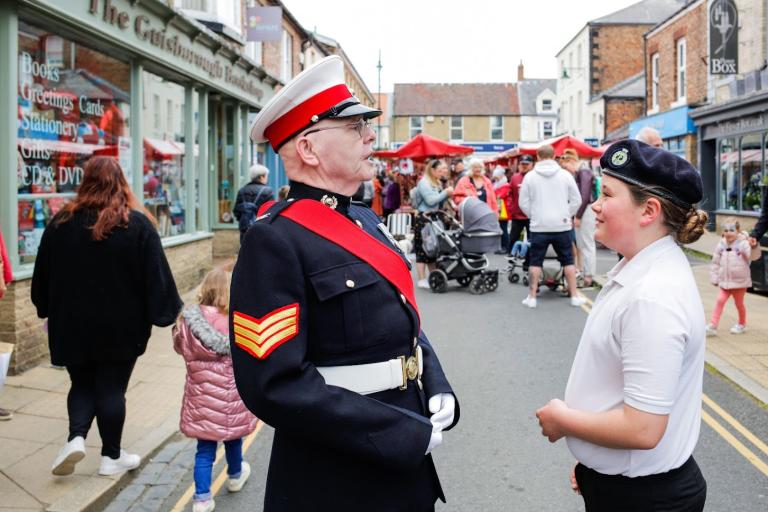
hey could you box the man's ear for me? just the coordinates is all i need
[295,137,320,167]
[639,196,662,227]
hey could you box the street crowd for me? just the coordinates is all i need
[3,55,768,512]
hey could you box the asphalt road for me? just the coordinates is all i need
[143,250,767,512]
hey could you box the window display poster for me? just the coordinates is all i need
[17,21,130,263]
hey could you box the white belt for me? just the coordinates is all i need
[317,346,423,395]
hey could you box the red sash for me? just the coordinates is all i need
[279,200,420,321]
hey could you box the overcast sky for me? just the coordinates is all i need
[286,0,642,93]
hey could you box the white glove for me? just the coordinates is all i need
[428,393,456,433]
[425,430,443,455]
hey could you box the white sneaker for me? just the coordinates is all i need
[730,324,747,335]
[417,279,430,289]
[51,436,86,476]
[98,450,140,476]
[192,499,215,512]
[521,296,537,308]
[570,296,587,307]
[227,461,251,493]
[705,324,718,337]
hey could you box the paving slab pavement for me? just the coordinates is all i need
[0,293,190,512]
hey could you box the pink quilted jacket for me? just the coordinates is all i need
[173,304,258,441]
[709,237,758,290]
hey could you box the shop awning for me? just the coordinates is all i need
[144,137,184,159]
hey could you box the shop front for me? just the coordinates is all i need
[692,91,768,290]
[629,106,697,163]
[0,0,280,372]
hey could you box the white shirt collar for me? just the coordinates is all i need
[606,235,679,288]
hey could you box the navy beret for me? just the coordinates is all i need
[600,139,703,209]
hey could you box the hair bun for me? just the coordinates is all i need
[677,209,708,244]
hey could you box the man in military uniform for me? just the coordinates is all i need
[230,56,459,511]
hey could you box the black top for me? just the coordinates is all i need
[474,179,487,204]
[750,191,768,242]
[230,193,458,510]
[233,181,275,232]
[31,209,182,366]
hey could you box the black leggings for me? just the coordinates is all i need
[66,359,137,458]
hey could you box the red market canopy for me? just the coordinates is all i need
[373,133,474,162]
[519,135,604,158]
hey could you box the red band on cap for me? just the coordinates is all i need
[264,84,352,150]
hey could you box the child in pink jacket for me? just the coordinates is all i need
[706,219,761,336]
[173,268,258,512]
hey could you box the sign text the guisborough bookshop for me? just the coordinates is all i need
[88,0,264,100]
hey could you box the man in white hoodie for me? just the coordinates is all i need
[518,145,586,308]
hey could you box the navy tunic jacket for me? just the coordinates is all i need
[230,185,459,512]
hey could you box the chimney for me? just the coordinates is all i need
[517,60,524,82]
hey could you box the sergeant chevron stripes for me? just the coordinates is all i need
[233,304,299,359]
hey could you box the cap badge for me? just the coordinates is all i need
[611,148,630,168]
[320,194,338,210]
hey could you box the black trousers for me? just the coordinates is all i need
[66,359,137,458]
[575,457,706,512]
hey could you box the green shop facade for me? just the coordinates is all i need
[0,0,283,372]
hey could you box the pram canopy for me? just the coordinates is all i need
[458,197,502,253]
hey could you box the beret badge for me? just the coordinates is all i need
[610,148,630,168]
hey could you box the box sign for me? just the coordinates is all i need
[246,6,282,42]
[629,107,696,140]
[709,0,739,74]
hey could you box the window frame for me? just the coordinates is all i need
[676,38,686,102]
[541,98,553,112]
[281,30,293,82]
[490,115,503,141]
[449,116,463,142]
[409,116,423,138]
[651,53,660,109]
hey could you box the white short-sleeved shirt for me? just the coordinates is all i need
[564,235,705,477]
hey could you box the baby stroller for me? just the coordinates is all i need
[506,236,529,285]
[425,197,502,294]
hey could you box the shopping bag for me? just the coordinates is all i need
[0,342,13,388]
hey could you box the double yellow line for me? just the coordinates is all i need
[579,295,768,478]
[170,421,265,512]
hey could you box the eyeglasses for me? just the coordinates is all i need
[302,118,372,139]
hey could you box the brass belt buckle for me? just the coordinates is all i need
[399,346,423,391]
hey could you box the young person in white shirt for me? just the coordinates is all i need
[535,139,709,511]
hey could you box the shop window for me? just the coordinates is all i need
[741,134,763,212]
[213,103,236,224]
[450,116,463,141]
[490,115,503,141]
[17,21,131,263]
[719,138,738,211]
[143,70,186,237]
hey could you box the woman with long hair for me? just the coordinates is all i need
[32,156,182,477]
[412,159,453,288]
